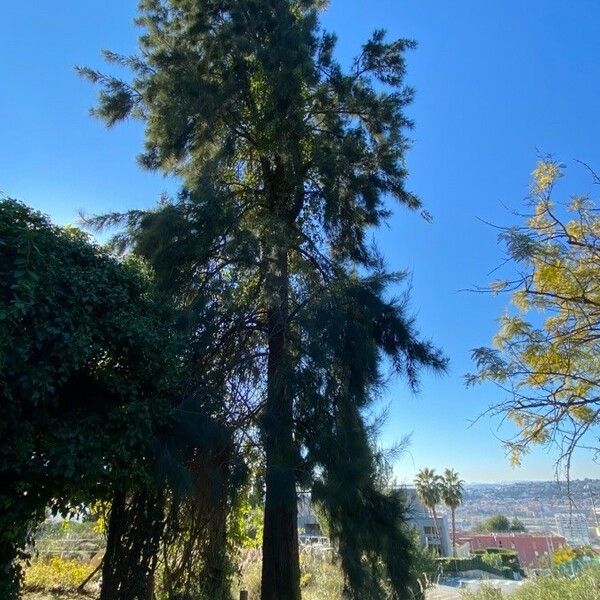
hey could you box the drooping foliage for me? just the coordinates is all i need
[0,200,179,598]
[468,160,600,476]
[91,195,445,599]
[90,194,264,600]
[80,1,446,596]
[299,272,445,597]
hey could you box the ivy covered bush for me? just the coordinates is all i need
[0,200,178,597]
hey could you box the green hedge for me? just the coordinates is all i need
[437,557,481,573]
[474,548,522,574]
[436,550,523,580]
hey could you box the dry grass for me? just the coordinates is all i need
[233,546,344,600]
[461,565,600,600]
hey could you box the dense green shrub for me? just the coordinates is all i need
[437,557,481,573]
[473,515,527,533]
[437,549,523,580]
[474,548,522,575]
[0,200,178,597]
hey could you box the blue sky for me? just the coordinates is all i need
[2,1,599,482]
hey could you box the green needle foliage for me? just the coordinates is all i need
[0,200,178,599]
[300,273,443,599]
[80,1,446,597]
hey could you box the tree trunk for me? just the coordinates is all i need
[260,242,301,600]
[199,445,233,600]
[451,508,456,557]
[431,506,443,556]
[100,490,164,600]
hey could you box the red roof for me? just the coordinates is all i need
[456,532,566,567]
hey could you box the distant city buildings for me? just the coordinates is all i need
[592,506,600,540]
[297,491,325,543]
[453,480,599,544]
[555,513,591,546]
[295,480,600,561]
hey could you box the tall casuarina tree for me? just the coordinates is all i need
[441,468,464,557]
[79,1,446,597]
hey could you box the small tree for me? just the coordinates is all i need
[468,159,600,477]
[509,517,526,532]
[473,514,525,533]
[441,468,464,556]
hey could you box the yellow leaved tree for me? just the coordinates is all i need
[468,159,600,475]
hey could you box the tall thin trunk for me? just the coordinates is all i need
[201,445,233,599]
[261,242,301,600]
[431,506,443,556]
[100,490,164,600]
[100,491,126,600]
[451,508,456,557]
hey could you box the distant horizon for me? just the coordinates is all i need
[459,478,599,486]
[401,477,599,487]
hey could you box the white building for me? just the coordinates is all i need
[296,488,453,555]
[554,513,590,545]
[298,491,323,539]
[403,487,452,556]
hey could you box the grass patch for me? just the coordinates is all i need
[461,564,600,600]
[233,547,344,599]
[23,557,97,594]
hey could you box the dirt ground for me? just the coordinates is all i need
[23,593,96,600]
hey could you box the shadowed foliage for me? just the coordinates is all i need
[79,1,446,596]
[0,200,179,599]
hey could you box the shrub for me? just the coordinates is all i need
[437,551,522,580]
[474,548,522,574]
[437,557,480,573]
[480,553,503,571]
[23,557,95,592]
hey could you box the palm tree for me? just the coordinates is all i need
[414,468,443,553]
[441,468,464,557]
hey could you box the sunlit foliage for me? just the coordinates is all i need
[468,160,600,474]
